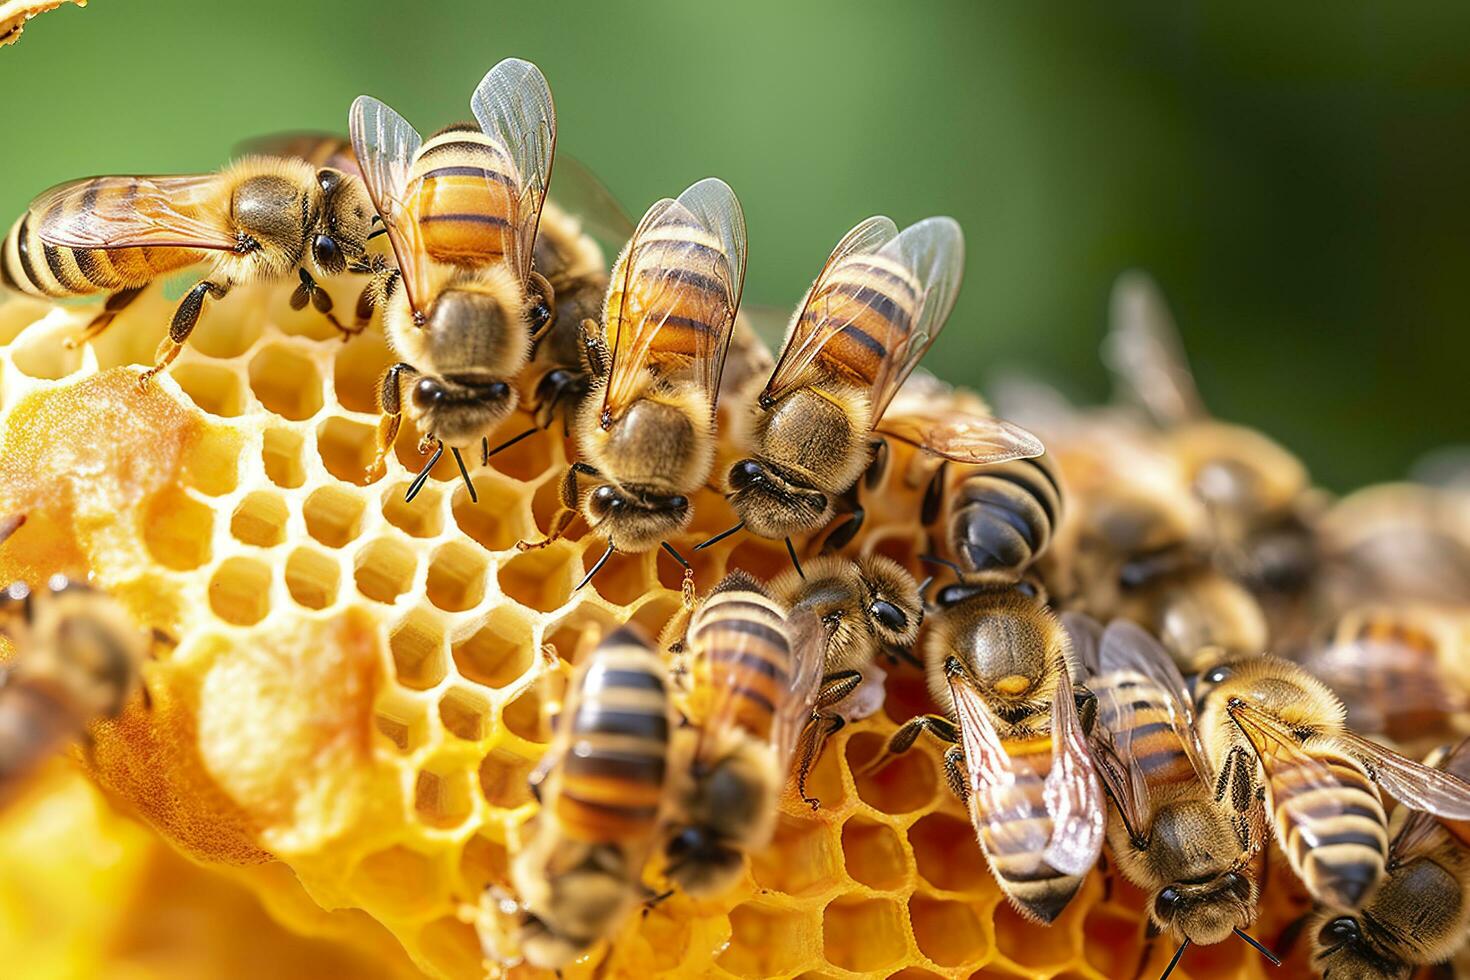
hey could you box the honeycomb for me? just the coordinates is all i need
[0,277,1316,980]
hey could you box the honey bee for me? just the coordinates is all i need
[502,626,673,969]
[1112,551,1270,674]
[521,177,747,590]
[708,216,1042,560]
[1194,655,1470,911]
[658,571,822,896]
[1318,482,1470,612]
[349,57,557,498]
[236,132,361,176]
[1308,739,1470,980]
[0,515,149,808]
[1105,271,1323,601]
[1067,615,1280,971]
[1,155,373,386]
[865,582,1105,922]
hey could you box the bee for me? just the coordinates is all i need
[707,216,1042,561]
[1194,655,1470,911]
[1067,614,1280,972]
[1104,271,1323,601]
[520,177,747,590]
[349,57,557,498]
[1309,739,1470,980]
[502,626,673,969]
[0,516,149,808]
[767,555,924,807]
[657,571,823,896]
[235,132,361,176]
[1300,606,1470,753]
[1,155,373,386]
[1318,482,1470,612]
[1112,551,1270,674]
[864,581,1105,922]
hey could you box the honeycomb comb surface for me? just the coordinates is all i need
[0,283,1308,979]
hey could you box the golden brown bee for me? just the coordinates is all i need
[1194,655,1470,912]
[498,626,673,970]
[865,582,1105,922]
[1,156,373,385]
[349,57,557,498]
[1067,615,1280,972]
[0,516,149,808]
[657,571,822,896]
[522,177,747,589]
[710,216,1041,557]
[1112,551,1270,674]
[1308,739,1470,980]
[1318,482,1470,612]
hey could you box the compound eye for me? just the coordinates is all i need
[312,235,343,274]
[729,459,764,490]
[413,377,446,406]
[590,485,622,511]
[666,495,688,511]
[486,381,511,402]
[317,169,341,195]
[869,599,908,632]
[1203,665,1233,685]
[1321,916,1361,945]
[1154,887,1182,917]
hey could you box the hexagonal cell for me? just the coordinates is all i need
[749,814,842,898]
[388,608,448,690]
[478,746,535,808]
[451,476,526,552]
[483,420,553,483]
[501,685,550,744]
[457,833,509,895]
[230,490,288,547]
[262,427,306,489]
[887,970,948,980]
[390,424,457,483]
[180,426,241,497]
[425,541,487,612]
[726,538,793,582]
[822,897,906,973]
[909,812,990,892]
[909,894,987,967]
[628,594,682,644]
[173,361,247,417]
[334,331,391,413]
[438,686,490,741]
[208,556,272,626]
[373,688,429,753]
[417,915,482,980]
[347,845,440,918]
[884,668,942,727]
[452,607,537,689]
[586,546,649,607]
[249,343,324,420]
[842,816,908,890]
[497,545,574,613]
[284,547,340,610]
[183,292,261,359]
[718,901,813,979]
[381,483,444,538]
[354,537,417,604]
[992,898,1079,972]
[1082,903,1147,980]
[143,486,213,570]
[316,416,377,486]
[304,485,365,548]
[656,535,722,593]
[414,759,474,829]
[847,730,937,815]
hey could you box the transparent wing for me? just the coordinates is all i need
[548,154,635,259]
[869,216,966,420]
[1104,270,1204,426]
[775,608,827,769]
[1042,661,1107,876]
[874,410,1044,464]
[30,175,237,251]
[1337,728,1470,820]
[234,132,360,176]
[348,95,430,314]
[1060,611,1103,677]
[601,178,746,420]
[948,670,1050,862]
[1098,620,1209,773]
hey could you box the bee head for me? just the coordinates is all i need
[664,823,743,897]
[1311,914,1410,980]
[857,554,923,651]
[314,168,373,272]
[585,483,690,553]
[1152,871,1257,946]
[725,457,830,539]
[410,374,516,447]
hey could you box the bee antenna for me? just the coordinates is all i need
[405,441,445,502]
[370,214,382,225]
[367,227,389,241]
[785,537,805,579]
[450,447,478,504]
[918,553,964,581]
[1233,928,1281,966]
[693,521,745,551]
[484,426,539,463]
[660,541,691,570]
[1159,939,1189,980]
[575,540,615,592]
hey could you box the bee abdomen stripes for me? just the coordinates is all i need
[688,588,792,742]
[412,127,518,266]
[803,252,922,388]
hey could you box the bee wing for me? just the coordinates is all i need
[775,608,827,769]
[601,178,746,421]
[234,132,360,176]
[349,95,431,315]
[547,154,635,260]
[1335,727,1470,820]
[762,216,964,424]
[1042,661,1107,876]
[30,174,238,251]
[1097,620,1210,775]
[1060,611,1103,677]
[874,410,1045,465]
[948,670,1050,861]
[1104,270,1205,426]
[470,57,557,286]
[1389,739,1470,860]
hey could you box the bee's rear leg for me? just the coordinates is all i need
[518,462,596,550]
[291,268,361,340]
[369,362,418,481]
[140,278,229,389]
[67,286,144,349]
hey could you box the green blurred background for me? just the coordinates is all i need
[2,0,1466,491]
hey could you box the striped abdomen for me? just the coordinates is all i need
[551,630,672,844]
[804,251,921,390]
[936,453,1064,581]
[608,216,734,364]
[687,584,792,744]
[408,124,517,268]
[2,181,204,298]
[1091,672,1197,792]
[1269,741,1388,910]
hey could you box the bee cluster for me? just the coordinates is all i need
[0,54,1468,980]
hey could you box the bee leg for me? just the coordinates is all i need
[920,461,948,526]
[1074,686,1099,735]
[1131,923,1161,980]
[369,362,418,481]
[857,713,958,778]
[292,268,360,340]
[793,670,865,807]
[139,279,229,389]
[518,462,597,550]
[66,286,144,349]
[863,437,889,490]
[579,319,610,381]
[941,745,968,801]
[821,492,865,553]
